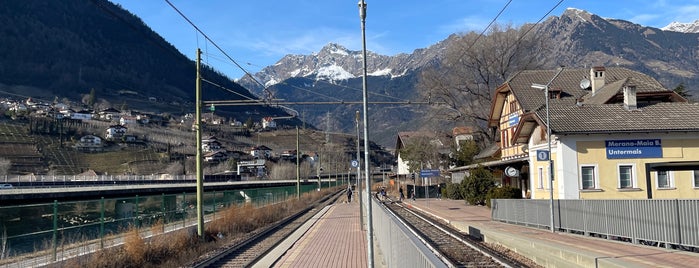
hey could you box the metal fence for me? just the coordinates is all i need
[0,185,319,264]
[491,199,699,249]
[1,174,194,183]
[372,197,447,268]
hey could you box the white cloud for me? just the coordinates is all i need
[439,16,487,35]
[622,1,699,27]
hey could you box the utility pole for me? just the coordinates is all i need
[358,1,374,266]
[195,49,204,238]
[296,126,301,199]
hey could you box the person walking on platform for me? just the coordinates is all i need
[347,186,353,203]
[399,187,404,201]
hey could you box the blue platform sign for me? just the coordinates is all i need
[420,169,440,177]
[536,150,549,161]
[508,114,519,127]
[605,139,662,159]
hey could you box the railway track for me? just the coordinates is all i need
[187,190,344,268]
[382,200,539,268]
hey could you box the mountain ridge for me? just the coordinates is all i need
[238,7,699,148]
[662,19,699,33]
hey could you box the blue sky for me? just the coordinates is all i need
[109,0,699,80]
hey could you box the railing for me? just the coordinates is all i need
[371,197,446,268]
[0,185,320,266]
[491,199,699,249]
[1,174,196,183]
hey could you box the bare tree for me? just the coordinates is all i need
[398,136,444,173]
[419,23,548,142]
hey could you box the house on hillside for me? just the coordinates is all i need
[105,125,127,141]
[120,115,138,126]
[280,150,297,161]
[395,131,452,180]
[99,108,121,121]
[262,117,276,129]
[451,66,699,200]
[136,113,150,124]
[204,150,229,162]
[452,126,484,148]
[250,145,272,159]
[72,110,93,120]
[75,135,103,152]
[203,139,222,153]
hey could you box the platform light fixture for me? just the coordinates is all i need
[531,67,564,233]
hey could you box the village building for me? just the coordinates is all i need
[461,66,699,199]
[250,145,272,159]
[75,135,103,152]
[99,108,121,121]
[105,125,128,141]
[262,117,277,129]
[395,131,452,180]
[71,110,93,120]
[119,115,138,125]
[204,150,229,162]
[202,139,222,153]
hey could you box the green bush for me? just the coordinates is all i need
[444,182,462,199]
[461,166,495,206]
[485,185,522,208]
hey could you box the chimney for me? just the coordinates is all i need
[590,66,606,95]
[623,85,637,110]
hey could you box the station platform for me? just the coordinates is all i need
[407,198,699,268]
[259,198,369,268]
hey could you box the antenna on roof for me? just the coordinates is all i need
[579,78,591,89]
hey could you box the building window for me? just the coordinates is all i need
[694,170,699,188]
[502,130,509,148]
[618,165,634,189]
[509,101,517,113]
[539,167,545,189]
[657,170,672,189]
[581,165,596,190]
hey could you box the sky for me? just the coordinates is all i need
[109,0,699,80]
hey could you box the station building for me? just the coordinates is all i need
[487,66,699,199]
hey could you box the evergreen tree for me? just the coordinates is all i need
[452,140,480,167]
[673,82,692,99]
[461,166,495,206]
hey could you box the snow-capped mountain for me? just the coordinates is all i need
[238,42,447,95]
[235,7,699,148]
[662,20,699,33]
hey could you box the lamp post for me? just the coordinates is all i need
[531,67,564,233]
[355,110,362,229]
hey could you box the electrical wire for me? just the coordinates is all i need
[507,0,565,52]
[163,0,267,93]
[458,0,513,62]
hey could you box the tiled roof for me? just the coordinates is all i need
[506,67,668,112]
[396,131,452,153]
[539,102,699,134]
[504,67,693,134]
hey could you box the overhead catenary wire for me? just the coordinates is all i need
[164,1,421,106]
[505,0,565,53]
[455,0,565,64]
[163,0,265,91]
[458,0,513,62]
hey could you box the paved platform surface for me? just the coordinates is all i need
[272,199,368,268]
[407,198,699,268]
